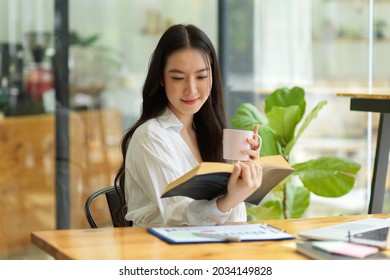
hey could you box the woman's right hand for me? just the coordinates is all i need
[216,161,263,213]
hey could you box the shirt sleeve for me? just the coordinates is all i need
[126,131,246,226]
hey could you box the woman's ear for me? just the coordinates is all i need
[160,79,164,87]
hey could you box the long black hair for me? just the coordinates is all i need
[114,24,226,224]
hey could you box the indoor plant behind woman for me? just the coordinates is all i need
[230,86,361,220]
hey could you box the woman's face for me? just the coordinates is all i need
[163,47,212,122]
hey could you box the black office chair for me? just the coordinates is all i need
[84,185,133,228]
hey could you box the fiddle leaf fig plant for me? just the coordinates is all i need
[231,86,361,220]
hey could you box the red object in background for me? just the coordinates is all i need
[26,66,53,100]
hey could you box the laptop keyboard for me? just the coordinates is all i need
[353,227,389,241]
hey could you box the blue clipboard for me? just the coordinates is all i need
[147,223,295,244]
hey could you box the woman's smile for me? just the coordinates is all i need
[181,97,200,105]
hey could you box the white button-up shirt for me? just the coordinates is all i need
[124,108,246,226]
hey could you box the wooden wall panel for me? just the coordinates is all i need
[0,109,122,256]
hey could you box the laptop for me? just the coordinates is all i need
[297,218,390,249]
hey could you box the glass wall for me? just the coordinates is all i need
[0,0,389,259]
[221,0,389,218]
[250,0,390,218]
[1,0,56,259]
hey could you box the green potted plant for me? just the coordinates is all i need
[374,19,387,39]
[230,86,361,220]
[69,31,124,108]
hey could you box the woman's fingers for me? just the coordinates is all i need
[241,124,261,160]
[237,161,262,188]
[253,124,259,135]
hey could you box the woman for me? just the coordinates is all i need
[114,24,262,227]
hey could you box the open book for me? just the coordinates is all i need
[161,155,294,205]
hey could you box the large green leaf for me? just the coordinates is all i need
[230,103,267,130]
[284,100,327,157]
[267,105,301,146]
[292,157,361,197]
[265,86,306,120]
[258,125,280,156]
[293,156,361,174]
[285,184,310,218]
[246,200,284,221]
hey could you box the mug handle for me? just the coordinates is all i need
[253,134,262,154]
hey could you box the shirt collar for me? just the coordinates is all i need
[157,108,183,130]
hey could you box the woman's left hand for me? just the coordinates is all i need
[243,124,261,160]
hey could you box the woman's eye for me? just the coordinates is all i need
[171,77,183,80]
[198,76,208,80]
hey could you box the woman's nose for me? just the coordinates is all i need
[185,78,196,95]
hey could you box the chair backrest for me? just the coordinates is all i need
[84,186,132,228]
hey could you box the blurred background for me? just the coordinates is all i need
[0,0,389,259]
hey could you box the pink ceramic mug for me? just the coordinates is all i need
[223,129,262,161]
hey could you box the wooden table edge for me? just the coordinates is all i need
[31,232,72,260]
[337,93,390,99]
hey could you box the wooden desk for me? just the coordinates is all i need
[337,93,390,213]
[31,214,390,260]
